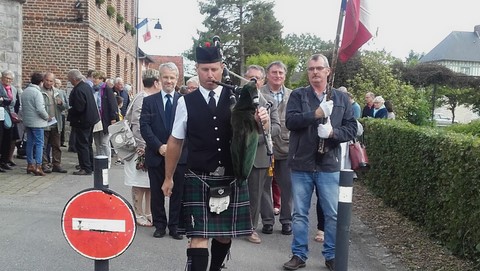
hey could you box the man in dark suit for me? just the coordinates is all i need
[67,69,99,175]
[140,62,186,240]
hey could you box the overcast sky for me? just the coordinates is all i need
[138,0,480,60]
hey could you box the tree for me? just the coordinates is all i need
[189,0,284,84]
[283,33,333,72]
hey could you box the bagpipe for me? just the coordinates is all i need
[208,36,272,182]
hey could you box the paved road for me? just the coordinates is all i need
[0,149,406,271]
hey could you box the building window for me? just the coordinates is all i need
[460,66,470,75]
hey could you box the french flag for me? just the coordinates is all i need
[338,0,373,62]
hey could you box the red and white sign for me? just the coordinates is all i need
[61,188,136,260]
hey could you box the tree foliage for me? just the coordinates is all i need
[189,0,284,84]
[283,33,333,72]
[347,51,430,124]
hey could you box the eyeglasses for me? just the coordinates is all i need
[307,66,328,72]
[2,77,13,80]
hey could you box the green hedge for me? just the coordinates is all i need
[361,118,480,262]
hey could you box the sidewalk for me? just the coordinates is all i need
[0,146,407,271]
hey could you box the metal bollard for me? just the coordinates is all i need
[335,169,354,271]
[93,155,109,190]
[93,155,109,271]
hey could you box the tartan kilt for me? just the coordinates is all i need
[178,171,253,238]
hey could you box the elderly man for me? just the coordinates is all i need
[243,64,280,244]
[113,77,130,117]
[67,69,99,175]
[40,72,68,173]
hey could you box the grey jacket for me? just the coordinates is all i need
[21,84,49,128]
[41,86,68,132]
[260,84,292,160]
[252,89,281,168]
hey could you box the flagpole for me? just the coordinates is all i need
[329,0,347,88]
[135,0,140,93]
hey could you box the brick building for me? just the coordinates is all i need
[22,0,137,87]
[0,0,25,88]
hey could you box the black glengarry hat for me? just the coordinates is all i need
[195,42,222,64]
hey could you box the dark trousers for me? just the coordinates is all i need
[43,127,62,168]
[148,161,185,232]
[60,115,66,145]
[0,125,12,163]
[73,126,93,173]
[68,127,76,152]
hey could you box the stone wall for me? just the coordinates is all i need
[0,0,25,88]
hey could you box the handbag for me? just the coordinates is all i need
[10,112,21,123]
[3,108,12,129]
[349,139,369,171]
[16,131,26,158]
[108,119,137,160]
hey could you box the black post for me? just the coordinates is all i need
[93,155,109,271]
[335,169,354,271]
[93,155,109,189]
[94,260,109,271]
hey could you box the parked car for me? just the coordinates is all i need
[433,113,457,126]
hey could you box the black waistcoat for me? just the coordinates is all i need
[184,89,233,175]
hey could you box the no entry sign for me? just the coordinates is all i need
[61,188,136,260]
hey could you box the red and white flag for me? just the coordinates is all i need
[338,0,373,62]
[143,24,152,42]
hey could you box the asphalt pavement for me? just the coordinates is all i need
[0,147,406,271]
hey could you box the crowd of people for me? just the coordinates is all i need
[0,42,397,270]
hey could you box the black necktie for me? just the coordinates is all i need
[165,94,172,128]
[208,91,216,111]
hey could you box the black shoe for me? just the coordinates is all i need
[262,224,273,234]
[153,228,166,238]
[42,166,52,173]
[0,167,5,173]
[281,224,292,235]
[169,231,184,240]
[283,255,306,270]
[52,167,68,173]
[0,163,13,170]
[61,144,67,147]
[72,169,91,175]
[325,259,335,271]
[7,161,17,166]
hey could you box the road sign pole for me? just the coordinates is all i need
[95,259,109,271]
[94,155,109,271]
[94,155,109,189]
[335,169,354,271]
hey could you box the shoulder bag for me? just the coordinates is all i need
[349,138,369,171]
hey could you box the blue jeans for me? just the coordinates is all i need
[290,170,339,261]
[26,127,44,165]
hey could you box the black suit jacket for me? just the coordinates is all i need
[67,81,100,128]
[140,91,187,167]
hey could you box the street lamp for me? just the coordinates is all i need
[135,0,162,93]
[154,20,162,30]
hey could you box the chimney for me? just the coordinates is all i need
[475,25,480,38]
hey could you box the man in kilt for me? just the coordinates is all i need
[162,44,263,270]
